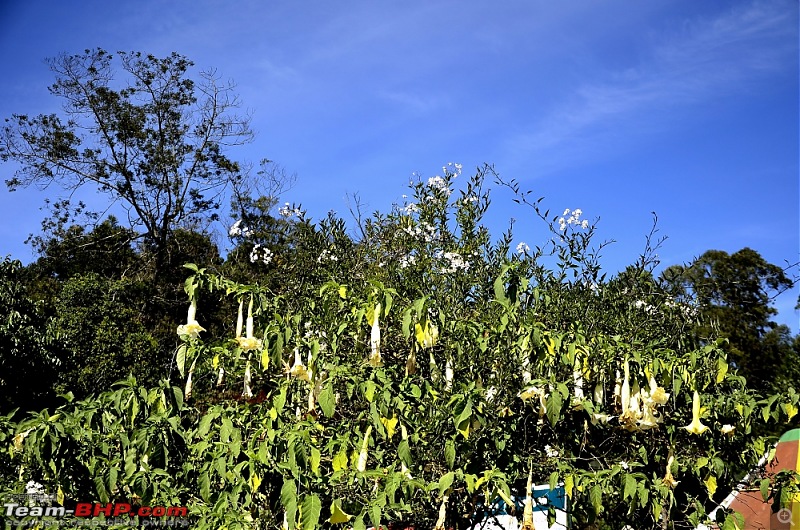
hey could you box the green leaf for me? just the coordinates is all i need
[198,411,215,438]
[546,389,563,427]
[590,484,603,516]
[494,270,508,304]
[623,474,636,501]
[93,474,109,503]
[281,479,298,530]
[353,516,366,530]
[176,344,187,377]
[549,471,559,492]
[369,503,381,529]
[274,387,287,414]
[311,447,321,475]
[439,471,455,496]
[398,439,412,467]
[760,478,770,502]
[445,439,455,469]
[455,398,473,426]
[215,456,226,478]
[319,384,335,418]
[672,375,682,402]
[301,494,322,530]
[108,466,118,493]
[402,309,412,339]
[199,471,210,501]
[220,417,233,443]
[721,512,745,530]
[384,293,393,317]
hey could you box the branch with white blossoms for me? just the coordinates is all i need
[558,208,589,232]
[278,202,303,218]
[228,219,252,238]
[249,244,273,265]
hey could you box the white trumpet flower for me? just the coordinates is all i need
[368,303,382,366]
[177,300,205,338]
[236,297,263,352]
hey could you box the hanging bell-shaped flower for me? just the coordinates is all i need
[236,297,263,352]
[177,300,205,338]
[368,303,382,366]
[684,390,708,435]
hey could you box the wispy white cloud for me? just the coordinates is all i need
[506,0,797,174]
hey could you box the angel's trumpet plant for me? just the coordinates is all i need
[520,466,535,530]
[286,348,311,383]
[356,426,372,472]
[684,390,708,435]
[433,494,449,530]
[236,297,262,352]
[177,300,205,338]
[368,303,382,367]
[243,361,253,399]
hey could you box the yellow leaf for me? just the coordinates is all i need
[329,500,352,523]
[261,347,270,370]
[332,450,348,472]
[380,415,398,439]
[716,359,728,383]
[457,419,470,440]
[496,487,514,507]
[564,475,574,500]
[57,486,64,506]
[782,402,798,421]
[212,354,220,369]
[704,474,717,496]
[414,320,438,348]
[545,336,555,356]
[338,286,347,299]
[250,473,262,492]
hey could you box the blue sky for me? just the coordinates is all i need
[0,0,797,330]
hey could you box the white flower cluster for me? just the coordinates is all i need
[544,445,559,458]
[435,250,469,273]
[403,221,438,242]
[633,300,656,314]
[279,202,303,218]
[403,202,419,215]
[558,208,589,232]
[458,195,479,206]
[446,162,463,175]
[664,299,700,318]
[25,480,45,495]
[317,249,338,263]
[250,244,273,265]
[426,176,451,197]
[229,219,252,238]
[516,242,530,255]
[399,254,417,269]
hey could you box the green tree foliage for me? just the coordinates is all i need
[0,48,260,274]
[661,248,797,394]
[46,273,160,396]
[3,165,798,529]
[0,258,58,414]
